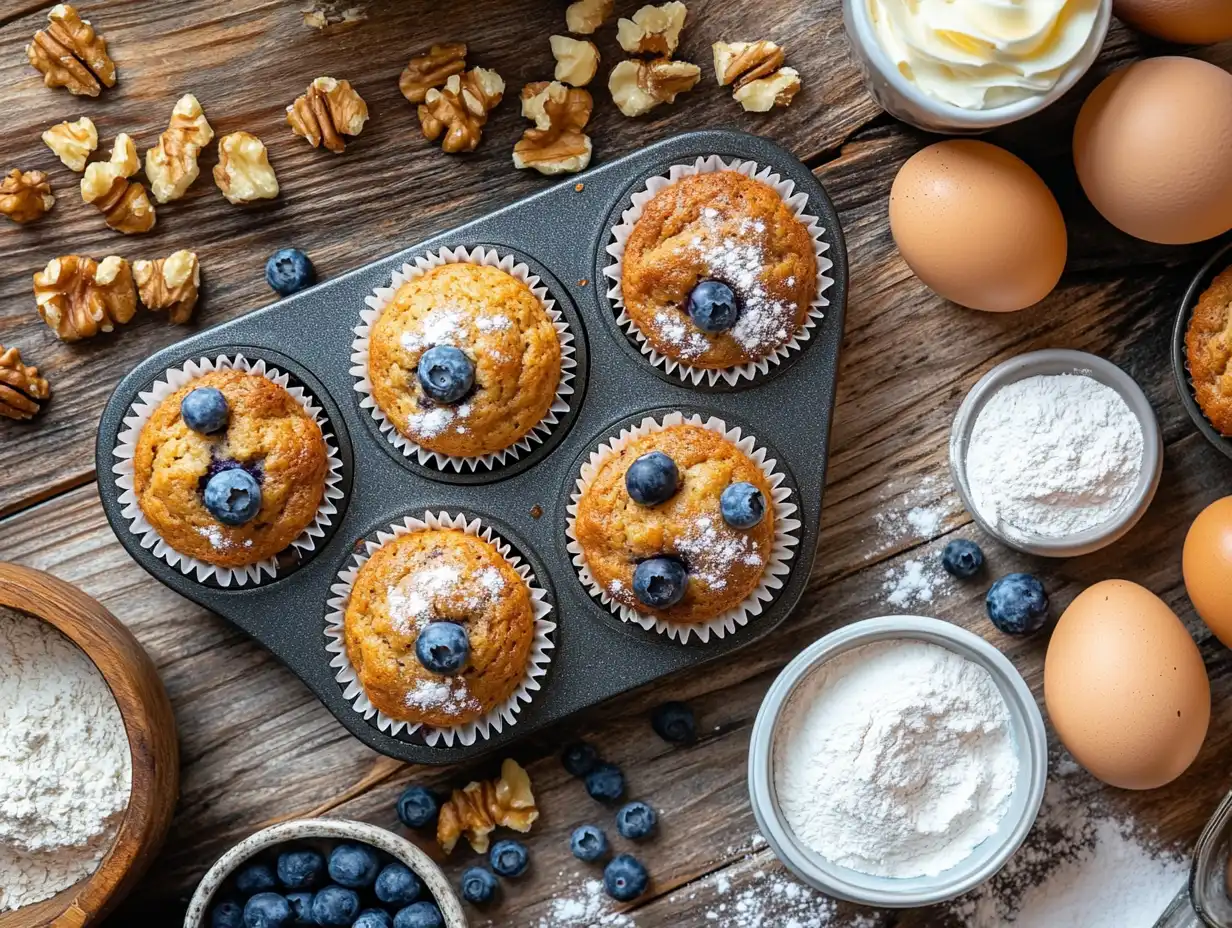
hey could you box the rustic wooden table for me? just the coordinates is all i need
[2,1,1231,925]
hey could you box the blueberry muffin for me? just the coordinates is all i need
[1186,265,1232,436]
[620,171,817,370]
[574,424,776,625]
[367,263,562,458]
[343,528,535,728]
[132,369,328,568]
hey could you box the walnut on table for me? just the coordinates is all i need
[33,255,138,342]
[42,116,97,172]
[609,58,701,117]
[437,759,538,855]
[26,4,117,97]
[400,42,467,104]
[617,2,689,57]
[301,1,367,32]
[214,132,279,204]
[287,77,369,153]
[566,0,614,34]
[0,346,51,422]
[134,250,200,324]
[82,134,156,234]
[0,169,55,224]
[145,94,215,204]
[550,36,600,88]
[514,81,593,176]
[418,68,505,154]
[713,40,801,111]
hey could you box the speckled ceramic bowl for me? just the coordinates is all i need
[182,818,466,928]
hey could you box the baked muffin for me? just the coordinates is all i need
[620,171,817,370]
[367,263,562,458]
[1187,265,1232,436]
[343,528,534,728]
[574,424,776,625]
[132,369,328,568]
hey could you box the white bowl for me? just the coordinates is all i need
[747,616,1047,907]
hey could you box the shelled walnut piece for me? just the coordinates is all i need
[34,255,137,342]
[514,82,593,175]
[609,58,701,117]
[713,40,801,112]
[400,42,467,104]
[418,68,505,154]
[287,77,369,153]
[437,759,538,854]
[617,2,688,56]
[566,0,614,34]
[0,347,51,422]
[551,35,600,87]
[145,94,215,204]
[0,170,55,224]
[134,250,200,324]
[27,4,117,97]
[82,134,156,234]
[42,116,97,172]
[214,132,279,204]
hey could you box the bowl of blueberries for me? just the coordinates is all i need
[183,818,466,928]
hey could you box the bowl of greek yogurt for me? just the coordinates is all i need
[843,0,1111,133]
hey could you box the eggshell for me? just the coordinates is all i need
[1074,57,1232,245]
[1184,497,1232,646]
[1044,579,1210,790]
[1114,0,1232,44]
[889,140,1067,313]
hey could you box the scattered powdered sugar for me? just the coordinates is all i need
[399,308,465,351]
[882,558,951,608]
[475,314,512,333]
[701,868,880,928]
[403,676,479,714]
[409,401,472,439]
[531,877,634,927]
[387,564,462,634]
[197,525,227,549]
[475,566,505,596]
[870,475,950,554]
[675,516,762,592]
[654,311,710,359]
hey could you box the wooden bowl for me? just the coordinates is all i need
[0,563,179,928]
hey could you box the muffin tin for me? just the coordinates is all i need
[95,130,849,764]
[1173,237,1232,462]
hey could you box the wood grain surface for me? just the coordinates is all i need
[2,1,1232,926]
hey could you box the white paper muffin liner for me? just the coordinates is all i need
[351,245,576,472]
[111,354,346,588]
[324,510,556,747]
[566,412,801,644]
[603,155,835,387]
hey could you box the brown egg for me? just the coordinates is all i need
[1184,497,1232,646]
[1045,579,1210,789]
[1115,0,1232,44]
[1074,57,1232,245]
[889,140,1067,313]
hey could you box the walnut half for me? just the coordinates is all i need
[287,77,369,153]
[82,134,156,234]
[400,42,467,104]
[0,346,51,421]
[214,132,279,204]
[0,169,55,224]
[713,40,801,111]
[145,93,215,204]
[43,116,98,172]
[418,68,505,154]
[551,36,600,88]
[735,66,802,112]
[514,82,593,176]
[617,2,689,57]
[135,250,200,324]
[566,0,614,34]
[27,4,117,97]
[437,759,538,855]
[34,255,138,342]
[609,58,701,117]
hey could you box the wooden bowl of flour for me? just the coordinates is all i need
[0,563,179,928]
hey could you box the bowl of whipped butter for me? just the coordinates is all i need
[844,0,1111,132]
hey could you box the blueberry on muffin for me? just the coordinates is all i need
[1186,264,1232,437]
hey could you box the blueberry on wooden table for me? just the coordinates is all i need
[265,248,316,296]
[203,469,262,526]
[986,573,1049,635]
[720,482,765,529]
[210,901,244,928]
[632,557,688,609]
[276,848,324,890]
[396,785,439,829]
[415,621,470,674]
[374,862,422,906]
[570,824,610,862]
[603,854,649,902]
[561,741,600,777]
[585,763,626,803]
[394,900,446,928]
[687,279,739,333]
[625,451,679,505]
[234,863,277,896]
[181,387,229,434]
[651,701,696,744]
[616,801,658,840]
[417,345,475,404]
[354,911,394,928]
[490,838,530,877]
[459,866,499,905]
[310,885,361,925]
[942,539,985,579]
[242,892,292,928]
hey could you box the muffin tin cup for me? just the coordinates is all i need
[110,353,346,588]
[324,509,556,747]
[565,410,801,644]
[602,154,836,388]
[1172,237,1232,462]
[350,244,577,473]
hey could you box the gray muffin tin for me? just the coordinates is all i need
[95,130,849,764]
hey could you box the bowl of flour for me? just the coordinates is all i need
[747,616,1047,907]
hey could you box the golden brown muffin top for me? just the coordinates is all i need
[1186,265,1232,437]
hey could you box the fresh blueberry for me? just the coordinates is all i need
[374,862,421,906]
[394,901,445,928]
[687,279,739,333]
[243,892,291,928]
[284,892,313,925]
[459,866,499,905]
[603,854,649,902]
[265,248,316,296]
[632,557,688,609]
[570,825,609,862]
[562,741,600,778]
[417,345,475,404]
[235,863,278,897]
[415,622,470,674]
[181,387,230,435]
[616,801,658,840]
[651,701,696,744]
[986,573,1049,635]
[309,886,361,927]
[396,785,440,829]
[490,839,529,878]
[625,451,679,506]
[942,539,985,580]
[327,843,380,889]
[211,901,244,928]
[720,482,765,530]
[203,468,262,526]
[353,911,393,928]
[276,849,324,890]
[585,763,626,803]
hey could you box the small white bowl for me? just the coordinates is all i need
[949,349,1163,558]
[842,0,1111,133]
[182,818,467,928]
[748,616,1047,908]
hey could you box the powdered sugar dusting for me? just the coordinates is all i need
[476,314,512,333]
[529,877,634,927]
[675,516,763,592]
[882,558,952,608]
[403,676,480,714]
[385,553,508,636]
[197,525,227,549]
[409,401,472,440]
[399,308,466,351]
[700,867,879,927]
[654,311,710,360]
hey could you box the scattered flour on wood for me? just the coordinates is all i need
[882,558,951,608]
[529,876,634,927]
[701,867,879,928]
